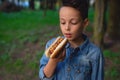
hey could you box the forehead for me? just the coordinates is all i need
[59,6,81,18]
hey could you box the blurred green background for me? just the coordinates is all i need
[0,0,120,80]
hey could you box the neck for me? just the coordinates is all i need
[69,37,84,48]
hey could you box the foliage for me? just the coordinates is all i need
[104,50,120,80]
[104,50,120,59]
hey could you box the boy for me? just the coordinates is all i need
[39,0,104,80]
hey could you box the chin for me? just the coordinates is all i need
[66,37,74,41]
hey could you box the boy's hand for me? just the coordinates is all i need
[43,49,66,78]
[50,49,66,63]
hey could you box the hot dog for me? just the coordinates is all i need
[45,36,68,58]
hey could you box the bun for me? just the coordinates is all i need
[45,36,67,58]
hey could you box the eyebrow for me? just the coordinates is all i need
[60,17,80,20]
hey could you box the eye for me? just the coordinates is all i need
[60,21,66,25]
[71,21,78,25]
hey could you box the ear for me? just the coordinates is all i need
[83,18,89,28]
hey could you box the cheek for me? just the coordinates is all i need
[72,27,84,38]
[60,25,64,33]
[72,25,83,33]
[74,29,82,36]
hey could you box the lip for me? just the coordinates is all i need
[65,33,72,38]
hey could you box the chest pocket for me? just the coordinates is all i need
[73,57,92,80]
[80,63,91,75]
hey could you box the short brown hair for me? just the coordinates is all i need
[61,0,89,20]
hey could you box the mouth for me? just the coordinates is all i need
[65,33,72,38]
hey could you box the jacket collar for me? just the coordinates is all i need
[65,34,90,55]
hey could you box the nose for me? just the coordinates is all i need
[65,23,70,30]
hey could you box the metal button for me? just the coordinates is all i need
[67,67,71,71]
[77,70,80,73]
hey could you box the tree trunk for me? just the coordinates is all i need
[43,0,47,16]
[56,0,62,9]
[1,0,5,2]
[107,0,120,41]
[29,0,34,10]
[93,0,107,48]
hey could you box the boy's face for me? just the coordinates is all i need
[59,6,88,41]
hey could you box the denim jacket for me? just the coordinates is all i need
[39,35,104,80]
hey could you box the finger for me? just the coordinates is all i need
[60,49,66,61]
[62,49,66,57]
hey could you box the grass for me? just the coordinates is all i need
[0,10,59,80]
[104,50,120,80]
[104,50,120,59]
[0,10,59,43]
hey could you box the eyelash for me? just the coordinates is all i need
[60,22,77,25]
[71,22,77,25]
[61,22,65,25]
